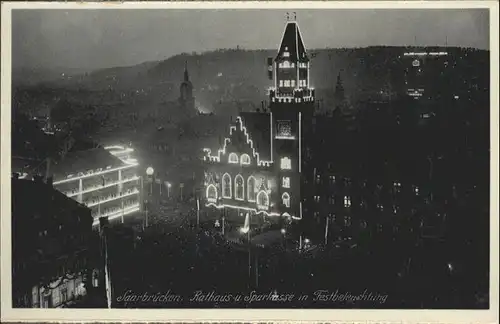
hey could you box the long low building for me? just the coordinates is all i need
[50,147,142,226]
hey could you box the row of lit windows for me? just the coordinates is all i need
[278,80,307,88]
[228,152,251,165]
[279,61,295,68]
[207,174,292,209]
[314,195,352,207]
[313,195,423,214]
[217,174,271,208]
[278,60,308,69]
[314,175,419,195]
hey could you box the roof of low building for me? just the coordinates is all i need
[51,147,125,181]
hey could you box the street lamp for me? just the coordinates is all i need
[166,182,172,198]
[281,228,287,251]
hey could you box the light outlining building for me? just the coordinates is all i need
[202,18,314,227]
[51,147,141,226]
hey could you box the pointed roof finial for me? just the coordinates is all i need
[286,12,290,22]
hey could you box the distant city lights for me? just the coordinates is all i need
[404,52,448,56]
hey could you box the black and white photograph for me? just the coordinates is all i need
[1,1,498,322]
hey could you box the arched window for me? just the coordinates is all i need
[282,192,290,208]
[235,174,244,200]
[206,184,218,203]
[228,153,238,164]
[240,154,251,165]
[257,191,269,210]
[247,176,256,202]
[222,173,232,198]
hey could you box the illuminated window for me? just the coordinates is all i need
[393,182,402,193]
[206,184,218,203]
[282,177,290,188]
[344,196,351,208]
[280,157,292,170]
[282,61,290,68]
[377,204,384,211]
[247,176,256,202]
[290,62,295,68]
[291,80,296,87]
[222,173,232,198]
[240,154,251,165]
[414,185,420,196]
[235,175,244,201]
[315,174,321,184]
[283,52,290,58]
[282,192,290,208]
[228,153,238,164]
[257,191,269,210]
[284,80,291,87]
[314,195,320,203]
[299,80,307,87]
[344,216,351,227]
[279,80,284,87]
[328,196,335,205]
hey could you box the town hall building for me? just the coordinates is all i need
[202,19,314,230]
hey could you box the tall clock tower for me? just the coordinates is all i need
[268,18,315,220]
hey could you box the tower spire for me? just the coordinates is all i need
[184,60,189,82]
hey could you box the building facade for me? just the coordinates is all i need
[11,177,100,308]
[51,147,141,226]
[202,20,314,230]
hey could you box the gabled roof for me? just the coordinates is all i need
[203,112,272,166]
[275,21,309,62]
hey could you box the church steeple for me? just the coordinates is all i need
[184,61,190,82]
[335,72,345,102]
[180,60,193,105]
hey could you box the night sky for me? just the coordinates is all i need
[12,9,489,70]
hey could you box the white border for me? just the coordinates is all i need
[1,1,499,323]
